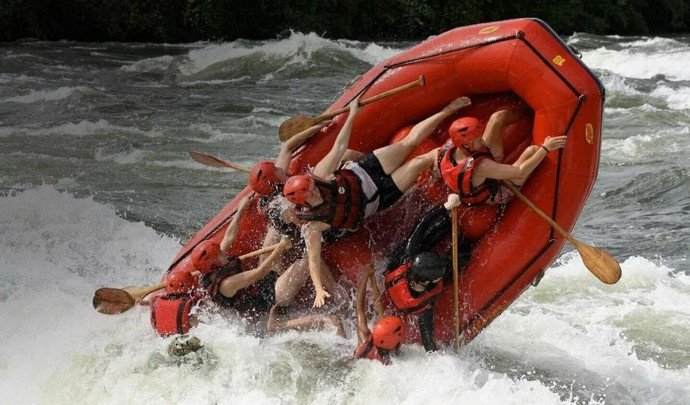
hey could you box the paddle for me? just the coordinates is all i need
[504,183,622,284]
[368,272,385,318]
[93,241,286,314]
[451,206,460,352]
[278,75,426,141]
[189,151,252,173]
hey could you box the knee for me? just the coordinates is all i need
[273,294,293,308]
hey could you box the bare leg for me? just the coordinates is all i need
[342,149,364,164]
[274,256,335,307]
[373,96,472,174]
[267,305,346,337]
[483,108,531,158]
[274,257,311,307]
[390,148,438,194]
[259,227,283,271]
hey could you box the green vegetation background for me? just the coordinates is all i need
[2,0,689,42]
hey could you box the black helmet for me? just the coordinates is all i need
[409,252,446,282]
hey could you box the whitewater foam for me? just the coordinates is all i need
[582,47,690,81]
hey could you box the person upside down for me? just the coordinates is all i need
[383,193,466,352]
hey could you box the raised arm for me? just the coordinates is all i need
[274,121,331,172]
[481,108,530,161]
[219,195,252,253]
[219,237,292,298]
[313,99,360,178]
[356,264,376,345]
[303,221,332,307]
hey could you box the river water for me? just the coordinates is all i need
[1,30,689,404]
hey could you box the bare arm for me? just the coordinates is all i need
[356,264,375,345]
[313,99,360,178]
[219,237,292,298]
[220,195,252,254]
[481,108,530,160]
[475,136,567,184]
[274,121,331,172]
[303,221,332,307]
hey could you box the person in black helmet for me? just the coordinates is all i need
[383,193,467,352]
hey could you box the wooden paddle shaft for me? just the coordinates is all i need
[368,272,385,318]
[451,206,460,352]
[314,75,426,124]
[504,182,621,284]
[503,183,575,244]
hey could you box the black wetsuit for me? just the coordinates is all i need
[385,205,471,351]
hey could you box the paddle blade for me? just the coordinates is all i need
[575,242,622,284]
[93,288,136,314]
[189,151,228,168]
[278,115,313,141]
[189,151,252,173]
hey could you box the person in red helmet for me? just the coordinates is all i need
[248,121,363,304]
[191,196,294,315]
[383,193,467,352]
[353,265,405,364]
[193,193,330,317]
[248,121,330,197]
[436,105,568,206]
[149,270,202,336]
[283,96,472,308]
[248,160,284,196]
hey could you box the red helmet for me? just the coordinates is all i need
[190,240,221,274]
[372,316,405,350]
[166,270,195,295]
[448,117,484,148]
[249,160,282,195]
[283,175,314,206]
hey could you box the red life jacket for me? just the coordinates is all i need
[436,140,499,206]
[384,262,444,315]
[353,334,390,365]
[294,170,363,230]
[149,294,196,336]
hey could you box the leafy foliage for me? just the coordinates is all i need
[1,0,689,42]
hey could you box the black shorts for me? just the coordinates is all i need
[355,153,403,211]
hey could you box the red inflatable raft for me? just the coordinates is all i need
[164,18,603,346]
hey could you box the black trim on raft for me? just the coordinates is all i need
[530,18,606,101]
[383,34,519,70]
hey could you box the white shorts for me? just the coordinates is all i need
[342,160,379,218]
